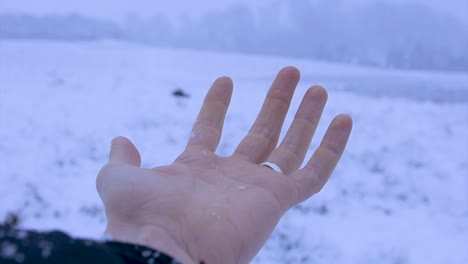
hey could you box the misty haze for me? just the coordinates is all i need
[1,0,467,72]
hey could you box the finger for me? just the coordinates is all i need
[267,86,328,175]
[186,76,233,152]
[233,66,300,163]
[109,136,141,166]
[292,114,352,202]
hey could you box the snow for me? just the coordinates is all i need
[0,241,17,258]
[0,40,467,263]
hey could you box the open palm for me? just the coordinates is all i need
[97,67,352,264]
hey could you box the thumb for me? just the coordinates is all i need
[109,136,141,166]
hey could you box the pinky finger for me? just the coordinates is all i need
[292,114,353,203]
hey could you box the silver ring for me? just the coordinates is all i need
[260,161,284,175]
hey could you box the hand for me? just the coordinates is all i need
[96,67,352,264]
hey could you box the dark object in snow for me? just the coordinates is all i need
[317,204,329,215]
[172,88,190,98]
[0,226,207,264]
[1,212,20,229]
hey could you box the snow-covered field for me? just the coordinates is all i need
[0,41,467,263]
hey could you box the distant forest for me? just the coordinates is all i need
[1,1,467,72]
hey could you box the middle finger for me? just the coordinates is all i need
[233,66,300,163]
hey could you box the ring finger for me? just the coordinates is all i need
[266,86,328,175]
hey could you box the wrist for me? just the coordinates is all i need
[105,223,197,264]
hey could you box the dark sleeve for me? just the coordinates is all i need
[0,225,184,264]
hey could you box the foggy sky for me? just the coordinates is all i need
[0,0,466,24]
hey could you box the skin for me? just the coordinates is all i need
[96,66,353,264]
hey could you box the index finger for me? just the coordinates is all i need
[186,77,233,152]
